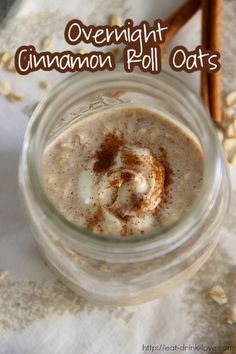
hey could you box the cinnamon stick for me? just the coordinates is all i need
[201,0,222,123]
[161,0,202,48]
[209,0,222,123]
[201,0,210,110]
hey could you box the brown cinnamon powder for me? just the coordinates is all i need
[86,206,104,232]
[121,148,141,166]
[93,133,124,173]
[152,147,174,216]
[88,136,173,233]
[92,136,172,226]
[158,147,174,189]
[130,192,145,212]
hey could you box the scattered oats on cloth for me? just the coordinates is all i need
[208,285,228,305]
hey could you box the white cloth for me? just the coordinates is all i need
[0,1,236,353]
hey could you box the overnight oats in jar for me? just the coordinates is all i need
[19,68,231,305]
[42,107,203,237]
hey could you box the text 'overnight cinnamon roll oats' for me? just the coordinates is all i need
[42,107,204,237]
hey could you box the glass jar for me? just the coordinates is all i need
[18,68,231,305]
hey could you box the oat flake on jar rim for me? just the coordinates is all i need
[19,68,231,305]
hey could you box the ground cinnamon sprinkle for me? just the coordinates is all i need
[111,207,131,222]
[86,206,104,232]
[120,171,133,183]
[104,170,133,188]
[121,224,133,237]
[93,132,124,173]
[130,192,144,212]
[158,147,174,189]
[152,146,174,216]
[90,134,173,234]
[121,148,141,166]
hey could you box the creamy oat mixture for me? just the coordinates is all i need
[42,107,203,236]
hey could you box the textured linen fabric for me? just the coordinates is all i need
[0,1,236,353]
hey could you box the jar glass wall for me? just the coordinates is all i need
[18,69,231,305]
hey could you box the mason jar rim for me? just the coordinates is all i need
[20,68,222,255]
